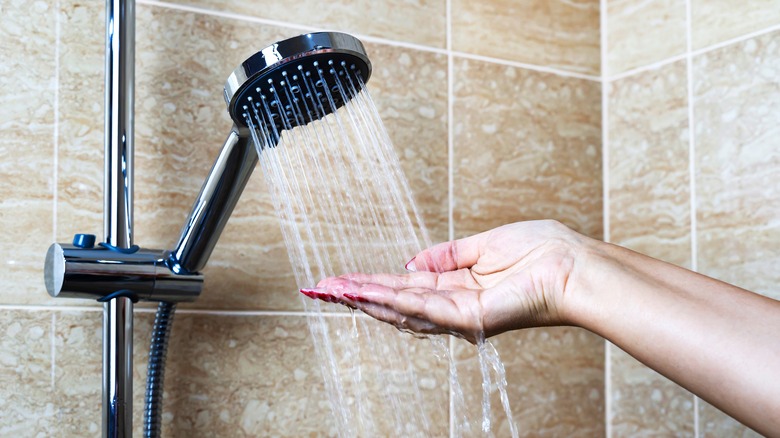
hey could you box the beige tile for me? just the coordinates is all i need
[453,328,605,436]
[452,58,603,239]
[452,0,601,75]
[52,310,104,435]
[54,0,111,309]
[692,0,780,49]
[608,59,695,437]
[157,314,335,436]
[364,43,449,245]
[694,31,780,299]
[0,0,56,305]
[699,401,763,438]
[609,346,694,437]
[609,60,691,267]
[55,310,449,435]
[0,310,55,435]
[322,316,450,435]
[54,310,155,435]
[57,0,104,244]
[607,0,687,75]
[163,0,447,48]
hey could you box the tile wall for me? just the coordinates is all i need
[0,0,777,436]
[605,0,779,436]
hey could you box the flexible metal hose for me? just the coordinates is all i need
[143,301,176,437]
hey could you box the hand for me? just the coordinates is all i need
[301,220,587,343]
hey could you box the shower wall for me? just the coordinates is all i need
[0,0,776,436]
[605,1,780,436]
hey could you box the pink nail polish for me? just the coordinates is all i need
[300,288,319,299]
[343,293,369,303]
[300,288,339,303]
[404,256,417,272]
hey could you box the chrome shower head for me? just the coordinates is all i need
[223,32,372,132]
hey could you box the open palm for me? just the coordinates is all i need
[303,220,583,343]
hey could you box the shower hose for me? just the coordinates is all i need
[143,301,176,438]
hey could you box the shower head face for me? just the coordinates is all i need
[224,32,372,131]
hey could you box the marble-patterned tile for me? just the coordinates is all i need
[452,58,603,239]
[451,0,601,75]
[609,346,694,437]
[52,310,104,435]
[364,43,449,246]
[699,401,763,438]
[608,60,691,268]
[163,0,447,48]
[453,328,605,437]
[156,314,336,436]
[54,309,160,436]
[55,310,449,435]
[53,0,112,309]
[0,0,56,305]
[694,31,780,300]
[0,310,55,435]
[607,0,687,75]
[321,316,450,435]
[607,59,695,436]
[692,0,780,49]
[57,0,104,245]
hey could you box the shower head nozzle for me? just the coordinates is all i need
[224,32,372,132]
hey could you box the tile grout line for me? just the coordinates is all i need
[608,22,780,82]
[600,1,612,437]
[685,1,700,436]
[607,52,688,82]
[450,51,601,81]
[136,0,601,82]
[136,0,447,55]
[0,303,371,318]
[690,21,780,58]
[446,1,455,436]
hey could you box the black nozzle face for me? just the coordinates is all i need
[224,32,372,132]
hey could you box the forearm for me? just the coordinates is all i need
[568,239,780,436]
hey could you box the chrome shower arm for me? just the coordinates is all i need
[168,126,258,274]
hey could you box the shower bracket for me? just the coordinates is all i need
[44,238,203,304]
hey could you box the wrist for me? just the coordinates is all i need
[557,234,616,332]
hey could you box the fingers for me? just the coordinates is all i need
[341,269,482,291]
[301,276,483,342]
[355,301,443,335]
[407,230,490,273]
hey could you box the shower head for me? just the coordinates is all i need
[224,32,372,132]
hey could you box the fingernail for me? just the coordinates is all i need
[404,257,417,272]
[343,293,369,303]
[299,288,340,303]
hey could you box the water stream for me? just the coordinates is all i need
[244,66,518,437]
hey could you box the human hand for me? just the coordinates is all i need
[301,220,587,343]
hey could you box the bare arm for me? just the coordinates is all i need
[569,240,780,436]
[302,220,780,436]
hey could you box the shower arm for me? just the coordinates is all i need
[168,125,257,275]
